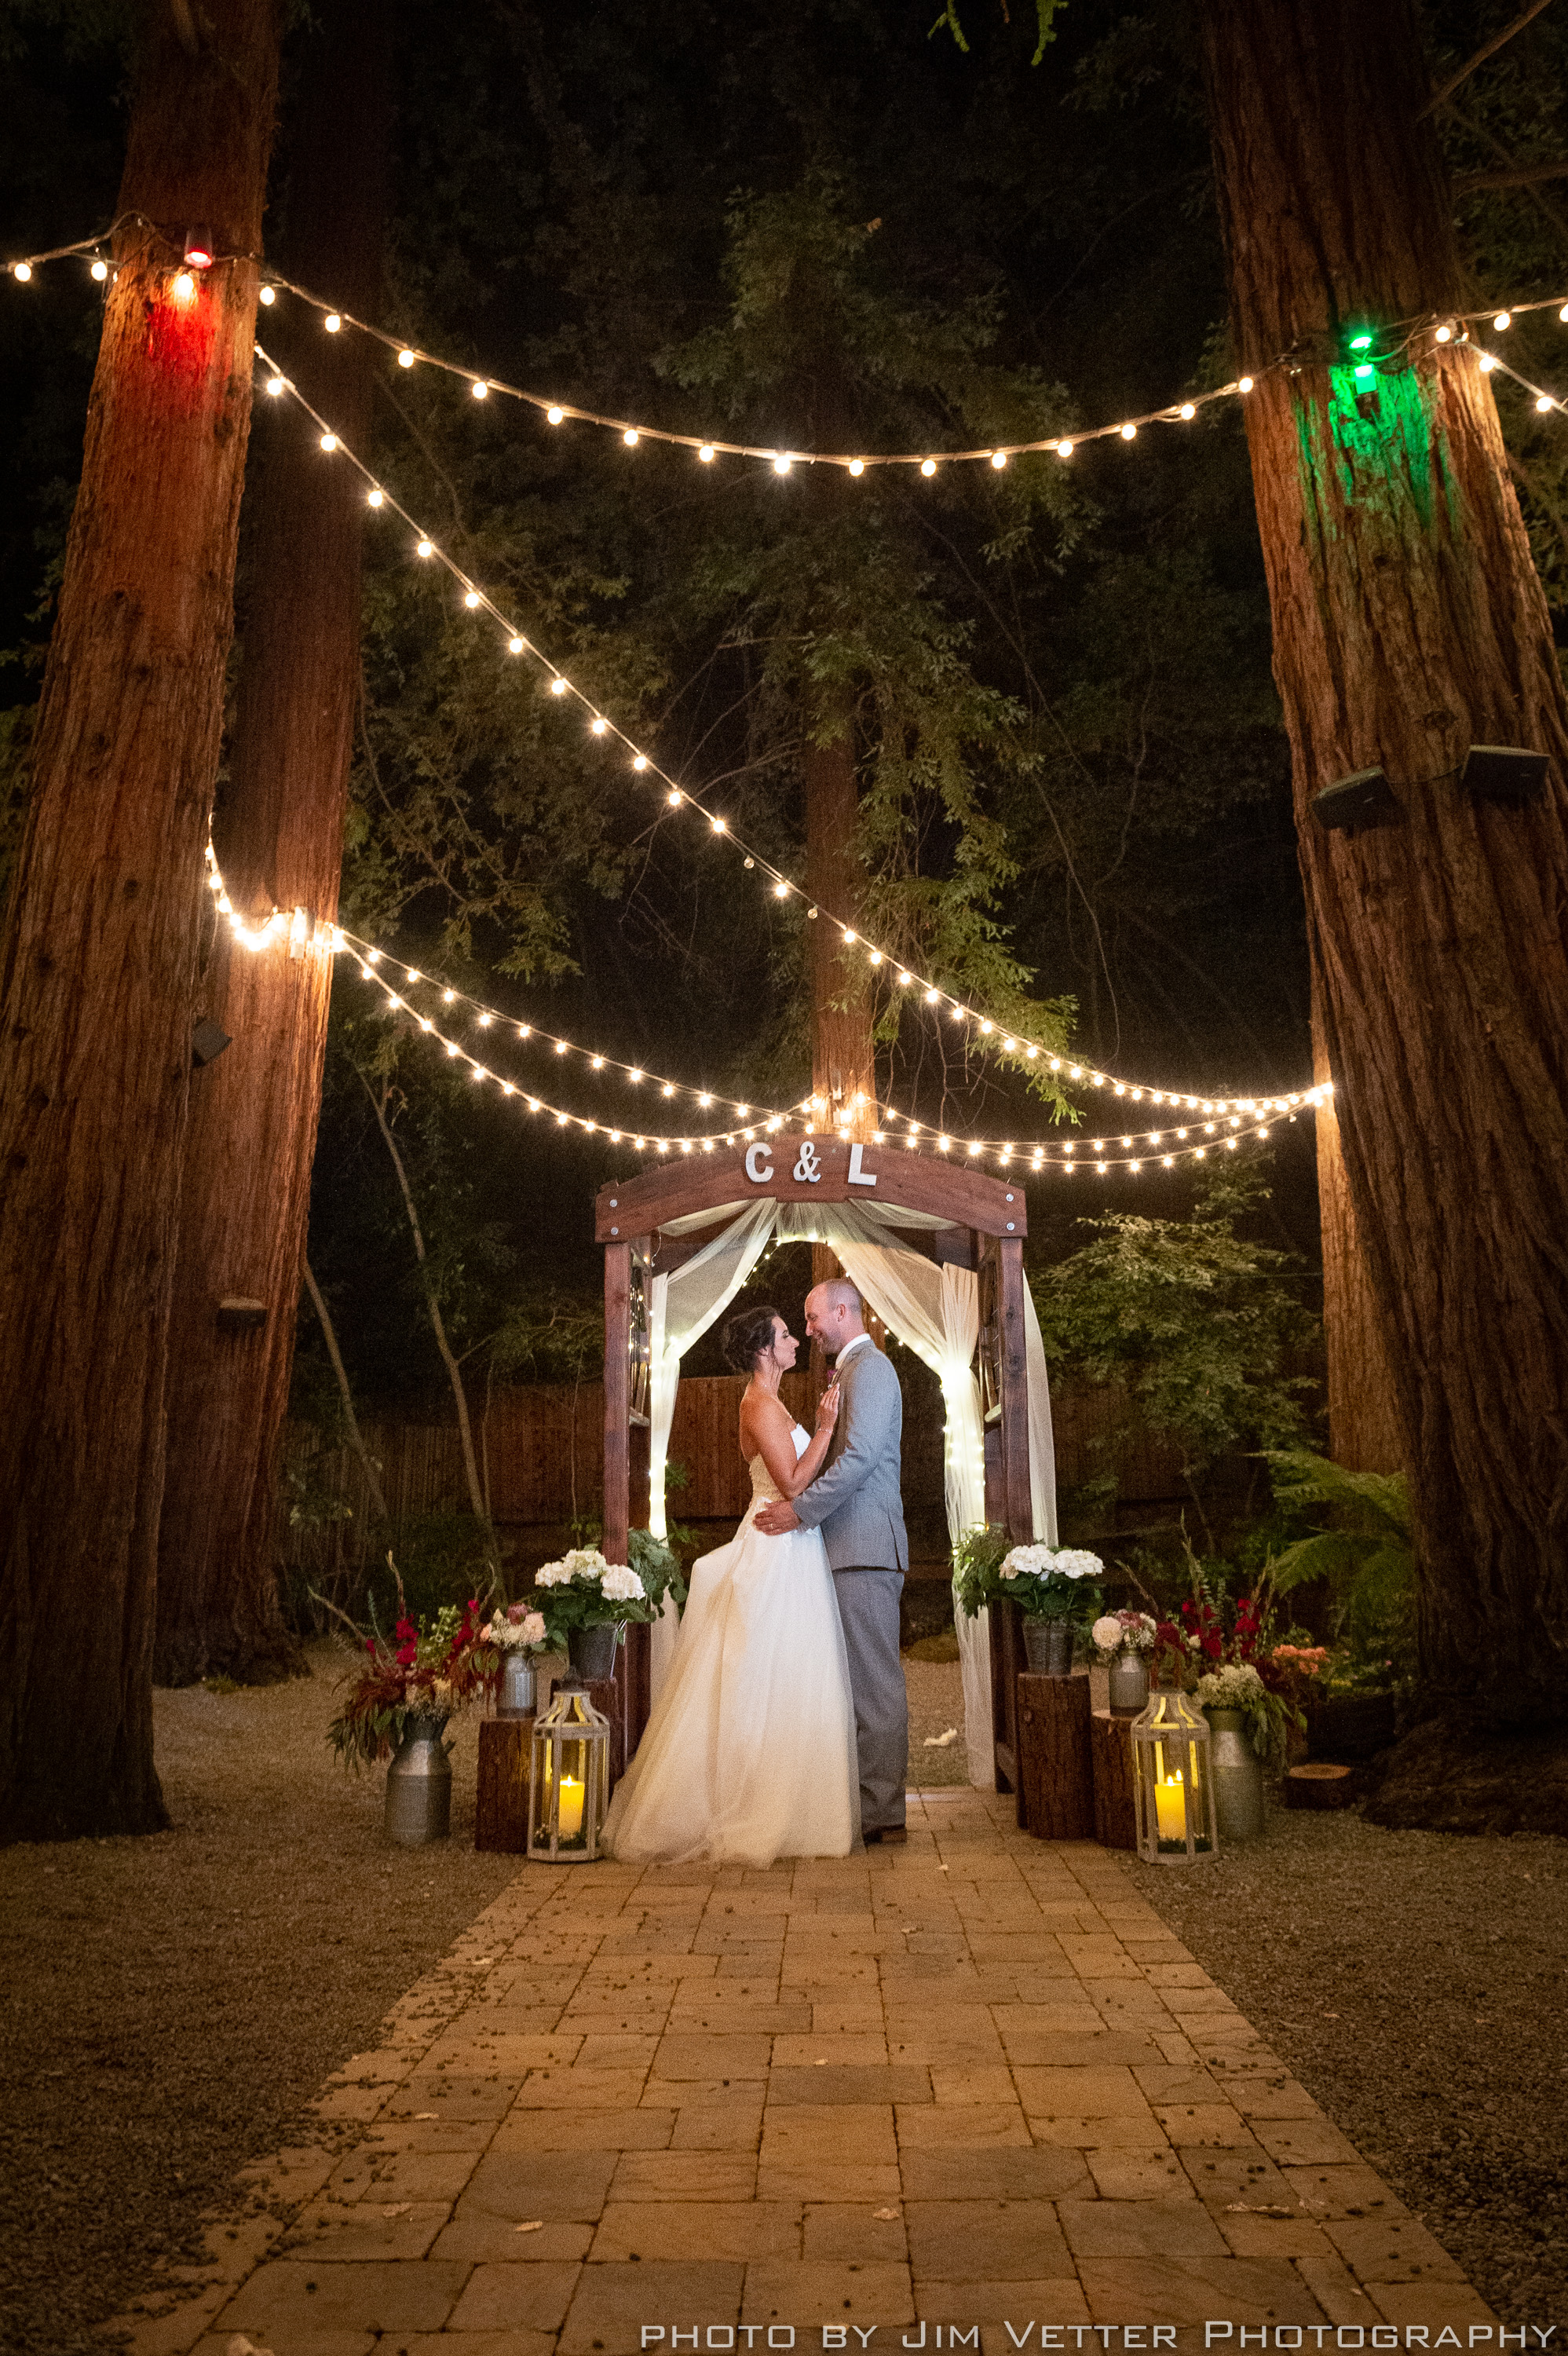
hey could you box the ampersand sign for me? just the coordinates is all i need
[791,1139,822,1184]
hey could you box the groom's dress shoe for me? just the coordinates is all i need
[864,1827,908,1845]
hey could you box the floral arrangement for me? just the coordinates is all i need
[1091,1608,1158,1660]
[327,1594,495,1771]
[954,1529,1104,1625]
[527,1546,653,1646]
[488,1604,548,1652]
[1144,1554,1306,1768]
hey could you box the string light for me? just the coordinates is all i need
[244,341,1320,1112]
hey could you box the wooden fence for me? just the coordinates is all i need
[281,1363,1196,1583]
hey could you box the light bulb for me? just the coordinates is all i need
[849,459,864,475]
[443,989,456,1004]
[266,377,285,397]
[1479,353,1497,373]
[1238,375,1254,393]
[509,635,524,654]
[667,788,682,806]
[1435,324,1452,343]
[367,488,383,507]
[1495,311,1511,331]
[12,263,32,283]
[1120,422,1136,441]
[554,1038,567,1054]
[773,880,788,898]
[417,538,433,557]
[698,444,715,462]
[399,348,415,367]
[590,716,607,734]
[91,258,109,282]
[407,968,422,982]
[632,754,648,770]
[471,379,488,399]
[324,312,341,333]
[924,988,938,1004]
[1537,395,1555,413]
[920,458,937,477]
[868,949,883,966]
[550,677,568,694]
[711,814,726,832]
[898,971,912,986]
[463,589,481,608]
[173,271,195,298]
[990,451,1007,469]
[773,455,791,474]
[1179,401,1196,419]
[1056,439,1073,457]
[546,404,564,423]
[623,428,638,447]
[320,433,338,452]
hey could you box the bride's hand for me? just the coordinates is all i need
[816,1379,841,1430]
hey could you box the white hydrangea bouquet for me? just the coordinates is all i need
[955,1533,1105,1625]
[527,1546,653,1647]
[1091,1608,1159,1661]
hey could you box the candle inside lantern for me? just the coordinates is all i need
[1154,1769,1187,1845]
[557,1773,586,1840]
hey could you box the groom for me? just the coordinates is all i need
[755,1279,909,1843]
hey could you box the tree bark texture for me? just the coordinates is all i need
[1203,0,1568,1723]
[1310,986,1403,1475]
[155,0,392,1685]
[0,0,283,1837]
[805,724,877,1143]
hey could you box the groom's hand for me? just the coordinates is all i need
[755,1500,802,1535]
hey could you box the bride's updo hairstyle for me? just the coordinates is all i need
[722,1303,782,1374]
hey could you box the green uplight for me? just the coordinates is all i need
[1354,362,1375,381]
[1350,333,1373,353]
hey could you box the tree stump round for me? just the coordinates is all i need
[1285,1762,1358,1810]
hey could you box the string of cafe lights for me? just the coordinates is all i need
[205,839,1314,1177]
[243,345,1320,1119]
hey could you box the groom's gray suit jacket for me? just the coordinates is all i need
[790,1337,908,1572]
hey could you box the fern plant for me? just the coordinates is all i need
[1262,1451,1416,1677]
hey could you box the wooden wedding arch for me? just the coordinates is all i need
[593,1136,1037,1794]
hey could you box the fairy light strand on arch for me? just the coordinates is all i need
[248,346,1318,1115]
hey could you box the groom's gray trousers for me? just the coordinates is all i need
[832,1568,907,1836]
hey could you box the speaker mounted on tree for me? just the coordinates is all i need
[1310,767,1402,834]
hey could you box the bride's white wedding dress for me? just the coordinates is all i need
[601,1422,861,1866]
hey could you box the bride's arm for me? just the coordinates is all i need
[740,1385,839,1499]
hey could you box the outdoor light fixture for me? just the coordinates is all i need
[192,1017,232,1067]
[215,1295,267,1333]
[1310,766,1402,834]
[183,227,214,269]
[1131,1688,1219,1864]
[528,1683,611,1861]
[1463,744,1550,807]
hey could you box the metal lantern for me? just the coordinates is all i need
[1131,1688,1219,1864]
[528,1682,612,1862]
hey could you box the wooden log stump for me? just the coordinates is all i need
[549,1677,626,1787]
[1090,1709,1138,1851]
[475,1715,534,1853]
[1285,1762,1358,1810]
[1016,1672,1095,1841]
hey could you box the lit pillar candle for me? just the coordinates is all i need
[557,1774,586,1841]
[1153,1770,1186,1844]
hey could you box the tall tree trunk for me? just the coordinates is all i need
[1202,0,1568,1727]
[154,0,392,1685]
[805,710,878,1350]
[0,0,283,1839]
[1311,988,1403,1476]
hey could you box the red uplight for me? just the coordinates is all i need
[183,227,214,270]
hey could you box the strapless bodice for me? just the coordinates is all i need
[747,1421,810,1505]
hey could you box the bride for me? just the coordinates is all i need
[601,1301,861,1866]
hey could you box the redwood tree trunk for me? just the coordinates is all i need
[0,0,283,1838]
[155,0,392,1685]
[1202,0,1568,1724]
[1311,986,1403,1476]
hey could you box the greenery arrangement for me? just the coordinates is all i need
[627,1528,689,1619]
[1262,1450,1416,1687]
[525,1547,656,1648]
[953,1527,1104,1626]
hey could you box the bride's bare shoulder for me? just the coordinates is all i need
[739,1385,795,1448]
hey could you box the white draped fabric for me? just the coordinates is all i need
[636,1193,1056,1780]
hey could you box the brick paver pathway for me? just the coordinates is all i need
[126,1791,1493,2356]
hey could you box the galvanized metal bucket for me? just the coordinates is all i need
[384,1713,452,1846]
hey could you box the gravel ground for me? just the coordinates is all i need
[4,1648,1563,2352]
[1124,1796,1568,2327]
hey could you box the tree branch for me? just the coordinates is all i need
[1420,0,1556,121]
[1454,159,1568,192]
[302,1258,391,1525]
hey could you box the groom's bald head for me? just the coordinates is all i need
[804,1279,866,1355]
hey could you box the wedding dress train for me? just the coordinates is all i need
[601,1423,861,1866]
